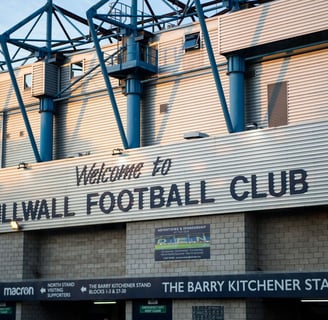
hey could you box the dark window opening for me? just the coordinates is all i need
[184,33,200,52]
[70,61,84,79]
[24,73,32,90]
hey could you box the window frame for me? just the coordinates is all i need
[184,32,201,52]
[70,60,84,79]
[23,73,32,90]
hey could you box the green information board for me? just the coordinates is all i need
[0,307,13,315]
[140,305,166,314]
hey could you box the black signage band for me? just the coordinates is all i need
[1,272,328,302]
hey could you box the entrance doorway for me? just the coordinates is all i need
[133,300,172,320]
[41,300,125,320]
[0,303,15,320]
[263,299,328,320]
[300,301,328,320]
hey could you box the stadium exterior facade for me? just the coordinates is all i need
[0,0,328,319]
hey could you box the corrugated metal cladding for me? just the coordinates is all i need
[219,0,328,54]
[245,48,328,127]
[55,19,229,154]
[158,19,226,76]
[0,67,38,109]
[55,47,125,159]
[32,62,58,97]
[143,18,229,146]
[142,70,230,146]
[55,91,126,159]
[60,49,110,97]
[3,106,40,168]
[0,120,327,233]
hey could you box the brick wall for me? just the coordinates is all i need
[0,233,24,280]
[257,209,328,271]
[126,214,248,277]
[36,225,126,279]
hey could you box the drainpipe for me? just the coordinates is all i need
[228,55,245,132]
[126,0,142,148]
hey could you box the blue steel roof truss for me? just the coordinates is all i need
[0,0,275,163]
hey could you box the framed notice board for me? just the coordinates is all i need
[192,306,224,320]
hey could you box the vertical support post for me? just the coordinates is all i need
[46,0,52,56]
[228,55,245,132]
[126,0,141,148]
[40,98,54,161]
[1,111,7,168]
[126,72,141,148]
[39,0,55,161]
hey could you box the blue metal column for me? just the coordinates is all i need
[126,0,141,148]
[126,72,141,148]
[40,98,55,161]
[39,0,54,161]
[228,55,245,132]
[1,111,7,168]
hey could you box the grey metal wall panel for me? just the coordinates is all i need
[4,106,40,167]
[0,19,230,165]
[32,62,45,97]
[0,11,326,170]
[55,90,127,159]
[32,62,58,97]
[0,120,327,233]
[142,69,230,146]
[219,0,328,54]
[158,19,225,76]
[0,68,38,110]
[0,79,16,110]
[246,48,328,127]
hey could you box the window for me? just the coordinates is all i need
[70,61,84,79]
[267,81,288,127]
[160,103,168,114]
[184,33,200,52]
[24,73,32,90]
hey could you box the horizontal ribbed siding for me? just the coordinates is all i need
[0,68,38,109]
[220,0,328,54]
[158,19,225,76]
[142,67,230,146]
[55,88,127,159]
[60,57,109,98]
[0,79,16,109]
[4,106,40,167]
[0,10,326,171]
[246,48,328,127]
[0,120,327,233]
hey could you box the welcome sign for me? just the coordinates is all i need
[0,121,327,232]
